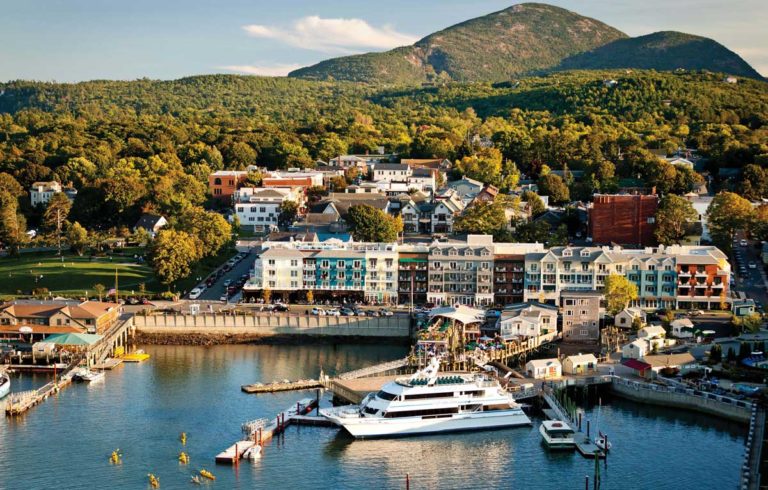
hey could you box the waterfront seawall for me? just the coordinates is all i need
[133,313,411,344]
[610,377,752,424]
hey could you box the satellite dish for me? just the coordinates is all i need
[19,326,33,334]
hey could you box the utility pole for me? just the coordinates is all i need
[57,208,62,256]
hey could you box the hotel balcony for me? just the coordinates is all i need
[495,267,507,272]
[678,271,691,277]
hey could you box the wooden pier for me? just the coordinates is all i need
[5,375,73,415]
[241,379,322,394]
[216,397,320,465]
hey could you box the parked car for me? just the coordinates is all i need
[189,287,204,299]
[326,308,341,316]
[311,307,326,316]
[379,308,393,317]
[274,304,289,312]
[749,261,757,269]
[689,309,704,316]
[340,307,356,316]
[740,239,749,247]
[223,279,232,287]
[366,310,380,317]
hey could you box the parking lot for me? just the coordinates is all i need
[188,251,255,302]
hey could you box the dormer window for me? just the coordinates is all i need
[563,249,572,257]
[449,249,458,256]
[464,249,473,257]
[580,250,590,257]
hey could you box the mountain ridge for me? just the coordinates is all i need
[288,3,763,83]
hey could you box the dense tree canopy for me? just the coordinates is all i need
[654,195,698,245]
[347,204,403,242]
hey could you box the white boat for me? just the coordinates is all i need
[539,420,576,449]
[593,399,612,451]
[0,372,10,399]
[74,368,105,383]
[594,432,612,451]
[320,357,531,438]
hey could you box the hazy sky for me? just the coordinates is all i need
[1,0,765,82]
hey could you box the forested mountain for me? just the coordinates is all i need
[0,70,766,233]
[289,3,763,83]
[556,31,763,79]
[289,3,626,84]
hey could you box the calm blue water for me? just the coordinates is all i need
[0,344,745,490]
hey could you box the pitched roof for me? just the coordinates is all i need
[526,358,561,368]
[565,354,598,364]
[622,358,651,371]
[643,353,696,368]
[374,163,409,171]
[134,213,166,230]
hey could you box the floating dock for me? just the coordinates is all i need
[216,397,320,464]
[541,389,605,459]
[5,376,73,415]
[241,380,323,394]
[92,358,123,370]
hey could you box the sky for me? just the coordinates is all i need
[0,0,766,82]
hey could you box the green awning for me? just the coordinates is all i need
[399,258,427,263]
[43,333,102,346]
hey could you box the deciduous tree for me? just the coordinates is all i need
[150,229,200,286]
[654,194,698,245]
[604,274,638,316]
[67,222,89,256]
[347,205,402,242]
[707,192,753,249]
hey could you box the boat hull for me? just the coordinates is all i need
[539,424,575,449]
[323,409,531,438]
[0,375,10,399]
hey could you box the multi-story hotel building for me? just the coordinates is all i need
[524,245,730,310]
[427,235,496,306]
[248,237,730,311]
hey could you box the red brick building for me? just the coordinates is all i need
[589,194,659,246]
[208,170,248,201]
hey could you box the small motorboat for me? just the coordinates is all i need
[199,469,215,480]
[0,372,10,400]
[74,369,105,382]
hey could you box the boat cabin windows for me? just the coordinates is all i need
[363,406,379,415]
[376,390,398,401]
[460,390,483,397]
[383,407,459,418]
[403,391,456,400]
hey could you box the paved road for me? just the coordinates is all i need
[731,239,767,309]
[194,251,256,302]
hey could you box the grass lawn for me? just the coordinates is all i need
[0,252,159,299]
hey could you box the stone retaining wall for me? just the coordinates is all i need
[610,377,752,424]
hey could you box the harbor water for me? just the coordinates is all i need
[0,344,745,489]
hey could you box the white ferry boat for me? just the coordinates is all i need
[321,358,531,438]
[539,420,575,449]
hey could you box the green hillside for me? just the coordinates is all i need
[289,3,626,84]
[289,3,762,84]
[556,31,764,79]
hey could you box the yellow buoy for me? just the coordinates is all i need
[180,432,187,445]
[199,469,215,480]
[179,452,189,464]
[148,473,159,488]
